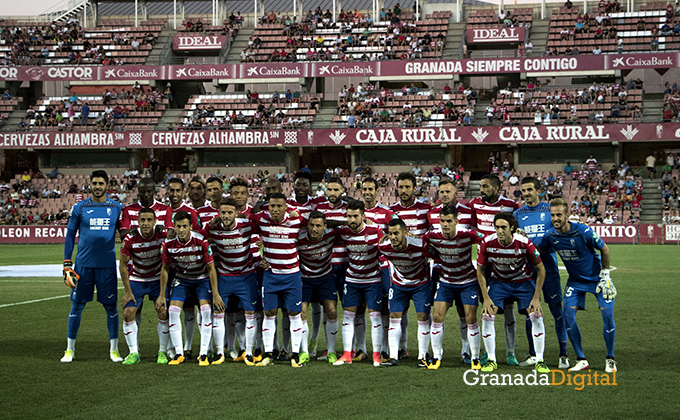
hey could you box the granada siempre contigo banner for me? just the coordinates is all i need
[0,53,678,81]
[2,123,680,149]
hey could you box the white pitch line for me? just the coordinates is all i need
[0,294,71,308]
[0,287,124,309]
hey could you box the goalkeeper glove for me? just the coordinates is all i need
[63,259,79,289]
[596,269,617,300]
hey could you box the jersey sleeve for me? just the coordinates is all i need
[119,207,132,230]
[248,213,262,234]
[526,241,542,265]
[536,231,552,251]
[468,229,485,244]
[161,242,172,265]
[64,203,80,260]
[202,239,215,265]
[120,235,132,257]
[163,207,174,229]
[190,209,201,230]
[582,225,606,251]
[476,241,488,266]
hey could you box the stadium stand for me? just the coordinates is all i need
[178,92,321,129]
[242,9,450,62]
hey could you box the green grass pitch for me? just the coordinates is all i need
[0,244,678,419]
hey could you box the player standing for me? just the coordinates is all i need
[422,205,485,370]
[428,179,474,364]
[167,177,201,230]
[119,208,169,365]
[378,219,432,368]
[468,174,521,365]
[476,213,550,374]
[389,172,432,360]
[333,200,384,367]
[297,211,340,364]
[514,177,570,369]
[119,177,174,238]
[249,193,307,367]
[200,198,260,365]
[187,175,207,211]
[362,177,396,359]
[538,198,617,373]
[156,211,224,366]
[61,170,124,362]
[197,176,223,226]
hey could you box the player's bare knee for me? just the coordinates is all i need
[416,312,429,322]
[288,311,301,317]
[264,309,278,317]
[389,312,403,319]
[123,307,136,322]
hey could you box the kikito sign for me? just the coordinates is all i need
[173,35,227,51]
[467,27,526,43]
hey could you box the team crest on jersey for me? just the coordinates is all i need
[540,213,546,221]
[107,208,112,216]
[570,238,576,247]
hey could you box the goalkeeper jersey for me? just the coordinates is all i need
[65,197,123,268]
[538,222,605,283]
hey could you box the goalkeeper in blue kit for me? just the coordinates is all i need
[538,198,617,373]
[61,170,124,363]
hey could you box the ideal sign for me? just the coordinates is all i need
[467,27,525,43]
[172,35,227,51]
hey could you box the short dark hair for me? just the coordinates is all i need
[295,171,312,183]
[327,177,344,186]
[269,192,287,201]
[493,212,518,232]
[481,174,501,188]
[91,170,109,184]
[138,207,156,218]
[362,177,378,188]
[206,176,222,186]
[168,177,184,188]
[387,218,406,230]
[439,179,455,188]
[347,199,365,213]
[230,177,248,189]
[173,210,191,223]
[440,205,458,218]
[188,176,206,189]
[397,172,416,187]
[219,198,238,208]
[139,177,155,186]
[308,210,326,223]
[521,176,541,190]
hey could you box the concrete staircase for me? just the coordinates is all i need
[442,22,465,59]
[642,93,663,123]
[146,27,175,65]
[311,101,338,129]
[2,108,25,132]
[157,108,184,130]
[527,19,550,57]
[466,180,481,199]
[225,27,254,63]
[640,179,663,223]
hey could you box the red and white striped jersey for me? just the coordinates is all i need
[199,219,256,276]
[338,224,384,284]
[364,202,397,269]
[390,201,432,236]
[249,212,304,275]
[120,200,174,230]
[378,236,430,287]
[120,231,167,282]
[161,232,214,281]
[422,227,485,285]
[468,195,520,236]
[315,200,348,265]
[197,203,219,226]
[428,201,472,231]
[476,233,541,283]
[297,228,337,279]
[237,204,262,267]
[169,201,201,230]
[287,195,326,219]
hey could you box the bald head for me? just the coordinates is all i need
[266,178,282,198]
